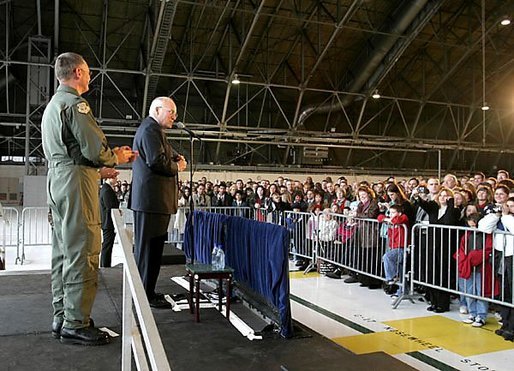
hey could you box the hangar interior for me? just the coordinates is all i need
[1,0,514,177]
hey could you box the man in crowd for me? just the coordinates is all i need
[427,178,440,200]
[443,173,458,189]
[130,96,187,309]
[212,182,233,206]
[42,52,134,345]
[99,177,120,268]
[193,183,211,207]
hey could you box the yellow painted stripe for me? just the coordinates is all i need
[384,316,514,357]
[289,271,320,279]
[333,331,429,355]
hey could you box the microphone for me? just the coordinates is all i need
[174,121,202,141]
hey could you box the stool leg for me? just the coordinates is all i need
[218,278,222,312]
[189,273,194,314]
[226,275,231,320]
[195,276,200,322]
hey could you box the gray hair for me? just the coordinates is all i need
[149,96,172,117]
[55,52,85,81]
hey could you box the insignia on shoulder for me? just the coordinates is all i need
[77,102,90,114]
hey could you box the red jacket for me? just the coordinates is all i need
[453,231,499,298]
[377,213,409,248]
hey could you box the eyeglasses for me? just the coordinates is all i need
[158,106,177,116]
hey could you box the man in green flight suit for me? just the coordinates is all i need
[42,52,134,346]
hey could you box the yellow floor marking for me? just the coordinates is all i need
[289,271,320,279]
[332,316,514,356]
[333,332,429,355]
[384,316,514,356]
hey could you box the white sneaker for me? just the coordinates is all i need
[462,315,475,324]
[472,317,485,327]
[459,305,469,314]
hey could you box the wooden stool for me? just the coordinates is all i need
[185,263,234,322]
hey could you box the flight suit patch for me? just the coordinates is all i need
[77,102,90,114]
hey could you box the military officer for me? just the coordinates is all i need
[41,52,134,346]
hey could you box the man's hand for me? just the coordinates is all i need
[176,155,187,172]
[113,146,134,164]
[99,167,119,179]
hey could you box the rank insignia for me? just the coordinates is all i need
[77,102,90,114]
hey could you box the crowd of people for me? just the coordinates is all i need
[166,170,514,340]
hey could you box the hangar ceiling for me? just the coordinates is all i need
[1,0,514,175]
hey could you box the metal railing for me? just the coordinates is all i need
[167,206,253,244]
[300,211,408,293]
[112,209,172,371]
[283,210,316,270]
[20,207,52,265]
[409,223,514,309]
[0,207,19,270]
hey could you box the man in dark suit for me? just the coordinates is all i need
[212,182,232,206]
[99,177,120,267]
[130,96,187,308]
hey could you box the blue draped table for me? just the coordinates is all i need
[184,210,293,338]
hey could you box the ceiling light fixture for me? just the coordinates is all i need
[231,74,240,85]
[371,89,380,99]
[481,103,490,111]
[500,16,511,26]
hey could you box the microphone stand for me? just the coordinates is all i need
[181,126,201,263]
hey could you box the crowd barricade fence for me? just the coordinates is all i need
[0,207,20,270]
[282,211,317,273]
[410,223,514,309]
[167,206,253,244]
[300,212,409,297]
[20,207,52,265]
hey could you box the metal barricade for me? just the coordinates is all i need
[304,212,409,306]
[283,210,317,272]
[410,223,514,310]
[20,207,52,265]
[167,206,253,244]
[0,207,20,270]
[316,213,389,280]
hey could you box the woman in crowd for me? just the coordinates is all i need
[308,191,325,212]
[478,192,514,341]
[455,213,497,327]
[413,187,460,312]
[452,188,468,222]
[350,185,381,288]
[333,188,348,210]
[382,184,416,226]
[253,185,267,222]
[475,185,494,215]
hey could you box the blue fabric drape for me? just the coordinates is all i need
[183,210,293,337]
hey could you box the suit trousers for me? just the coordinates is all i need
[100,228,116,267]
[133,211,170,299]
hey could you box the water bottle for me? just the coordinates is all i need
[217,245,225,269]
[211,245,219,269]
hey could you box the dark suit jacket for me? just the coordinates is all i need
[212,193,233,207]
[100,183,119,230]
[129,116,179,215]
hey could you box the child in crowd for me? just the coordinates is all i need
[378,204,409,298]
[454,213,497,327]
